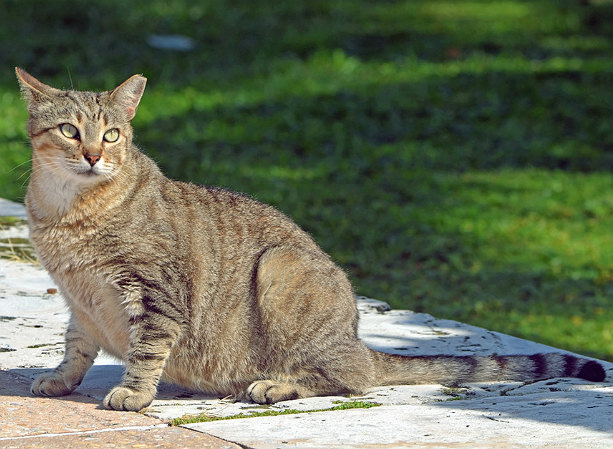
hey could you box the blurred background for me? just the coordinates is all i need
[0,0,611,360]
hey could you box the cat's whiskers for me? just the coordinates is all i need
[18,173,31,190]
[15,159,34,182]
[32,160,65,174]
[7,158,33,174]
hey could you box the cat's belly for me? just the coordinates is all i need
[162,355,255,396]
[161,364,226,393]
[162,329,260,396]
[55,274,131,359]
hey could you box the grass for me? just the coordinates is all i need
[26,343,60,349]
[0,0,611,360]
[441,387,469,400]
[0,236,37,263]
[0,217,26,227]
[170,400,380,426]
[0,218,35,263]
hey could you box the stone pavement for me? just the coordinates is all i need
[1,199,612,448]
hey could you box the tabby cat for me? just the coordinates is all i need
[16,68,606,412]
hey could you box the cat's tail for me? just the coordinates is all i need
[370,350,607,385]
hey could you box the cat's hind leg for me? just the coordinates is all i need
[245,341,375,404]
[31,317,99,397]
[248,245,376,404]
[245,345,374,404]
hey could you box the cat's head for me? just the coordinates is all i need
[16,68,146,184]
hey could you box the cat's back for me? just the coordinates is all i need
[158,175,322,264]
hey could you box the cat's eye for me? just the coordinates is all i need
[103,128,120,143]
[59,123,79,139]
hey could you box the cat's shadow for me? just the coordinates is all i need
[4,365,222,406]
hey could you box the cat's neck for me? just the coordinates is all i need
[27,167,87,220]
[26,154,135,224]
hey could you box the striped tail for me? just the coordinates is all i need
[371,350,607,386]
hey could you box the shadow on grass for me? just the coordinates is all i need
[0,0,611,86]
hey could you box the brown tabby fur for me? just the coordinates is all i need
[16,68,606,411]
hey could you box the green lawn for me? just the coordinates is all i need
[1,0,612,360]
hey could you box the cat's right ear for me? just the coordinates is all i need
[15,68,58,104]
[109,74,147,121]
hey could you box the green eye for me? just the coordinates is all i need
[59,123,79,139]
[103,128,120,143]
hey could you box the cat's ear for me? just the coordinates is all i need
[109,75,147,121]
[15,67,59,103]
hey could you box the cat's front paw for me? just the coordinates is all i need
[31,372,75,397]
[103,386,154,411]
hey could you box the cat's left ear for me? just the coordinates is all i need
[109,75,147,121]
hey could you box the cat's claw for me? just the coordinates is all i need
[31,372,75,397]
[103,386,154,411]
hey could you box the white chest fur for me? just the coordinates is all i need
[55,273,132,359]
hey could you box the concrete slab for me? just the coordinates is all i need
[0,369,239,448]
[1,198,612,449]
[0,427,240,449]
[185,397,613,449]
[0,370,155,439]
[0,199,27,219]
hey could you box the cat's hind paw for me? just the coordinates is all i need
[247,380,308,404]
[31,372,75,397]
[103,386,154,411]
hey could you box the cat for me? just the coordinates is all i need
[15,68,606,412]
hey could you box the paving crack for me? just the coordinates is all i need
[0,424,170,441]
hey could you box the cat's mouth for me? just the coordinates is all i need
[73,166,99,176]
[69,161,108,179]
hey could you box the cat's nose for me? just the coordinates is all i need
[84,153,101,166]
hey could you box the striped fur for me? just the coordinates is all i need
[371,352,605,386]
[17,68,606,411]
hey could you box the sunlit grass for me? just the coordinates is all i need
[0,0,611,360]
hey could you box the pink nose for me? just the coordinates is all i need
[84,153,100,166]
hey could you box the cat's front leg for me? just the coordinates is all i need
[103,293,184,411]
[31,318,99,397]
